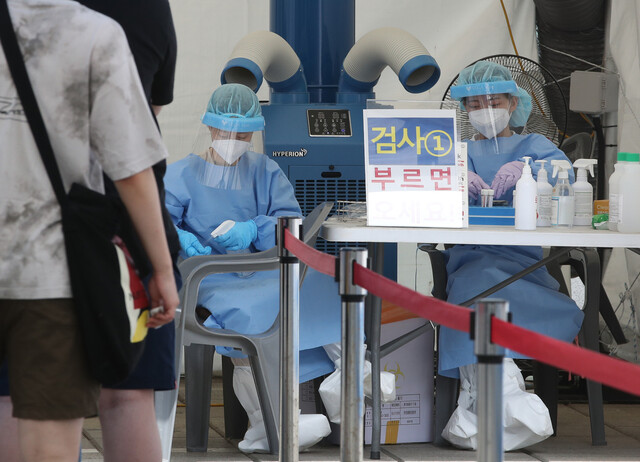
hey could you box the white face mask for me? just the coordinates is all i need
[211,139,250,164]
[468,108,511,139]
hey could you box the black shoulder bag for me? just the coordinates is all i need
[0,0,150,386]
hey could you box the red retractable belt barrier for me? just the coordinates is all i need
[284,229,336,277]
[354,264,472,334]
[284,229,640,397]
[493,318,640,397]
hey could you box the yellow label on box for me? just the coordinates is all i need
[594,199,609,215]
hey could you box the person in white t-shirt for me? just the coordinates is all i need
[0,1,178,461]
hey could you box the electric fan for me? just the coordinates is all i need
[442,54,568,149]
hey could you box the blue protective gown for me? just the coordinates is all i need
[165,153,340,382]
[438,133,584,378]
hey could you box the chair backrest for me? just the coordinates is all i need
[179,201,334,349]
[299,201,334,285]
[560,132,593,164]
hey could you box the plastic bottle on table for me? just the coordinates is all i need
[534,159,552,227]
[617,153,640,233]
[514,156,537,230]
[572,159,598,226]
[608,152,633,232]
[550,160,574,228]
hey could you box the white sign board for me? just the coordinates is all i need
[363,108,468,227]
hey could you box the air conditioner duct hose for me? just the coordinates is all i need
[337,27,440,102]
[220,30,308,100]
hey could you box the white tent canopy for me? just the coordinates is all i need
[160,0,537,162]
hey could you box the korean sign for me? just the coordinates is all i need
[363,108,468,228]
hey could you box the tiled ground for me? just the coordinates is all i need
[80,377,640,462]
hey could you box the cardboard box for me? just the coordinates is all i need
[364,318,434,444]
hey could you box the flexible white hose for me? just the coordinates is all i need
[342,27,435,86]
[223,30,301,86]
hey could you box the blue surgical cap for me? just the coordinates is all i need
[202,83,265,132]
[450,61,532,128]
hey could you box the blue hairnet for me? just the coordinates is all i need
[451,61,532,127]
[202,83,265,132]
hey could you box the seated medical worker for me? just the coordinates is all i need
[437,61,583,449]
[164,84,341,453]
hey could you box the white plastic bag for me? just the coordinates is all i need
[319,357,397,424]
[442,358,553,451]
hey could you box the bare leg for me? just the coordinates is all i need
[0,396,19,462]
[18,417,84,462]
[98,388,161,462]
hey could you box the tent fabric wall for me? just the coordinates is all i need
[608,0,640,153]
[603,0,640,364]
[159,0,537,163]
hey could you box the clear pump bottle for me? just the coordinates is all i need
[534,159,552,227]
[551,160,574,228]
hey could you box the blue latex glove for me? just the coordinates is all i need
[491,161,525,199]
[176,227,212,257]
[467,171,490,199]
[213,220,258,251]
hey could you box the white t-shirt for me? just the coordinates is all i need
[0,0,168,299]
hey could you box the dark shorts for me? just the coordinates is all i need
[107,320,176,390]
[0,362,9,396]
[107,265,181,390]
[0,298,100,419]
[1,267,182,394]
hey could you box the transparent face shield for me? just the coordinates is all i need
[464,93,514,140]
[450,80,522,147]
[191,115,263,190]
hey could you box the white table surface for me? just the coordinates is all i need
[320,217,640,248]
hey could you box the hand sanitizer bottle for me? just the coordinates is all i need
[534,159,552,227]
[551,160,574,228]
[514,156,537,230]
[572,159,598,226]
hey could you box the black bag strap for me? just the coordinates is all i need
[0,0,68,209]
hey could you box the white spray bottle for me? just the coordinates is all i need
[551,160,574,228]
[572,159,597,226]
[514,156,537,230]
[534,159,552,227]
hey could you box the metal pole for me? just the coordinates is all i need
[278,216,302,461]
[367,242,383,459]
[474,299,509,462]
[339,248,367,462]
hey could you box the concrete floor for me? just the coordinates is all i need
[79,377,640,462]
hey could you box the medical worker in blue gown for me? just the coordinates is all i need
[164,84,337,453]
[438,62,583,450]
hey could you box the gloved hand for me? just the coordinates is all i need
[176,227,212,257]
[491,161,525,199]
[213,220,258,251]
[467,171,490,199]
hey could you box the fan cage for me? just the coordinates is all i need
[442,54,568,148]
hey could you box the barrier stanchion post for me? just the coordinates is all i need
[278,217,302,461]
[368,242,383,459]
[339,248,367,462]
[474,299,509,462]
